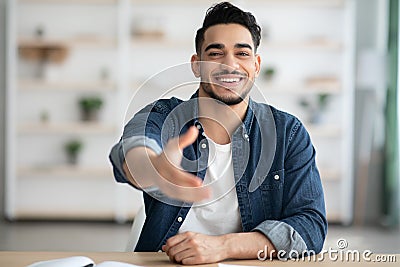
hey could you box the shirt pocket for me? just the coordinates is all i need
[259,169,284,219]
[259,169,284,190]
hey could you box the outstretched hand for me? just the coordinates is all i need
[125,126,211,203]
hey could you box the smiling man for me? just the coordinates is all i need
[109,2,327,265]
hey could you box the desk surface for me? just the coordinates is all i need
[0,251,398,267]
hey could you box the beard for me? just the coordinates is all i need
[200,80,253,106]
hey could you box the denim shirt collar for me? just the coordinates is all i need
[189,90,255,134]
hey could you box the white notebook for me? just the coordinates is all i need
[26,256,142,267]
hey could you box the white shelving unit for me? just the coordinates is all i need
[6,0,355,224]
[5,0,142,221]
[18,80,117,91]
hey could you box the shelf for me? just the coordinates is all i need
[130,0,217,5]
[18,79,116,91]
[18,165,113,177]
[326,212,342,223]
[131,37,192,48]
[256,82,341,94]
[319,168,341,181]
[306,124,342,138]
[13,210,118,220]
[18,122,116,134]
[247,0,345,8]
[18,0,118,5]
[263,40,343,51]
[18,37,117,49]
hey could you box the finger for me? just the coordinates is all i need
[172,247,197,264]
[161,244,168,254]
[165,235,195,263]
[168,237,193,258]
[165,232,189,250]
[160,127,197,170]
[150,153,203,187]
[181,256,201,265]
[178,126,199,150]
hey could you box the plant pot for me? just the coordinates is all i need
[80,109,99,121]
[67,153,79,165]
[310,113,322,124]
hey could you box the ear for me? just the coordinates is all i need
[254,54,261,77]
[191,54,201,78]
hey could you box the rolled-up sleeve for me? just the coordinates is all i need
[109,101,167,185]
[253,220,307,258]
[109,136,163,184]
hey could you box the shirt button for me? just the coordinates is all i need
[196,124,202,130]
[177,216,183,222]
[201,143,207,149]
[274,174,280,180]
[158,249,162,252]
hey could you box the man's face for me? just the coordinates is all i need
[192,23,261,106]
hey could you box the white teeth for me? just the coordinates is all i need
[218,78,240,83]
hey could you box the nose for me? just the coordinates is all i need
[220,53,239,71]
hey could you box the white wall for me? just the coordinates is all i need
[0,0,6,216]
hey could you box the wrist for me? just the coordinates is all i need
[126,147,158,188]
[221,233,240,260]
[220,232,274,260]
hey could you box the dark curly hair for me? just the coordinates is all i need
[195,2,261,54]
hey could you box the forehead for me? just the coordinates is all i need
[202,23,254,50]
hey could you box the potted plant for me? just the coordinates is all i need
[263,67,276,81]
[39,110,49,123]
[299,93,331,124]
[64,139,83,165]
[79,96,103,121]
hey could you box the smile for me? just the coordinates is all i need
[217,77,241,83]
[213,75,246,88]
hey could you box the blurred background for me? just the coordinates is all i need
[0,0,399,253]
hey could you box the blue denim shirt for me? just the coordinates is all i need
[109,91,327,256]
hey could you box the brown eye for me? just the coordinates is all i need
[237,52,250,56]
[209,52,222,57]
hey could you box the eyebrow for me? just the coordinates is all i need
[235,43,253,50]
[204,42,253,52]
[204,43,224,51]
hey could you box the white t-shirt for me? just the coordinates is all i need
[178,137,242,235]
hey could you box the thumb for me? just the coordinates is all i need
[178,126,199,150]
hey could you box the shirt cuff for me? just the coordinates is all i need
[122,135,163,155]
[253,220,307,259]
[109,135,162,185]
